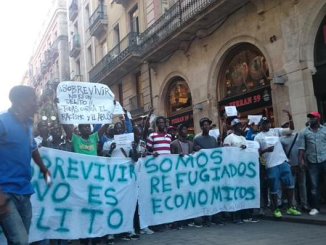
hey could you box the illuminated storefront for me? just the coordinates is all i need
[166,77,194,134]
[218,43,273,122]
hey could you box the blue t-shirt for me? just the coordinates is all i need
[0,111,37,195]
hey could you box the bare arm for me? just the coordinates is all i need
[32,149,50,179]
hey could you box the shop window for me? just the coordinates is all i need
[220,44,271,99]
[167,78,192,115]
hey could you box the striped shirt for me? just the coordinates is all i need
[147,132,172,154]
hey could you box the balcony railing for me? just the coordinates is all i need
[89,4,108,38]
[138,0,217,54]
[69,0,78,21]
[70,34,81,58]
[72,74,83,81]
[129,94,144,111]
[89,32,139,83]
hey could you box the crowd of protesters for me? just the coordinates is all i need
[1,85,326,245]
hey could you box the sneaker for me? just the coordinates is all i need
[121,235,131,241]
[106,235,115,245]
[129,233,140,240]
[243,218,260,223]
[233,219,244,224]
[140,227,154,235]
[309,208,319,216]
[287,207,301,216]
[273,209,282,218]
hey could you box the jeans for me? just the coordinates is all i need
[307,161,326,209]
[0,194,32,245]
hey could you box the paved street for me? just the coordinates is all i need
[103,220,325,245]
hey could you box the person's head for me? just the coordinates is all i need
[78,124,92,138]
[259,117,271,132]
[37,121,49,138]
[281,121,290,128]
[231,118,242,135]
[210,124,217,130]
[9,85,37,120]
[177,124,188,138]
[133,125,143,142]
[105,124,115,138]
[114,121,125,135]
[307,112,321,128]
[167,126,177,136]
[50,124,63,141]
[199,117,212,134]
[156,116,166,132]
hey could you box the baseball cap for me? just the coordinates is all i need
[199,117,212,126]
[231,118,241,126]
[258,117,270,125]
[307,112,321,120]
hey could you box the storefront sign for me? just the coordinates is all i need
[219,86,272,112]
[169,111,193,126]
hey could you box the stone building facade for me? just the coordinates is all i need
[70,0,326,134]
[25,0,70,123]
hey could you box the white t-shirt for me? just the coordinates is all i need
[254,128,291,168]
[103,139,132,158]
[223,133,247,147]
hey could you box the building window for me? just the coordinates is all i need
[220,43,271,99]
[85,5,90,28]
[167,78,192,114]
[87,46,93,68]
[118,83,123,106]
[101,39,107,58]
[129,5,139,33]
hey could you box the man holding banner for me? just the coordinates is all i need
[0,86,50,245]
[254,112,301,218]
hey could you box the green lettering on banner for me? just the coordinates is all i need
[107,164,117,182]
[118,165,128,182]
[88,185,102,205]
[174,194,184,208]
[54,157,66,179]
[33,181,51,201]
[175,155,194,170]
[198,189,208,205]
[129,164,137,181]
[67,157,79,179]
[210,167,221,181]
[145,157,159,174]
[245,186,256,200]
[81,208,104,234]
[221,165,231,178]
[52,183,70,203]
[176,172,187,189]
[164,196,173,210]
[199,168,210,182]
[107,209,123,229]
[246,162,257,178]
[151,198,162,214]
[150,176,160,194]
[210,149,223,165]
[222,186,234,201]
[238,162,246,176]
[104,188,118,206]
[81,161,93,180]
[229,164,237,177]
[94,163,105,181]
[162,175,172,193]
[196,152,208,168]
[37,207,50,231]
[185,191,196,209]
[188,171,198,186]
[160,158,173,173]
[211,186,222,204]
[55,208,72,232]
